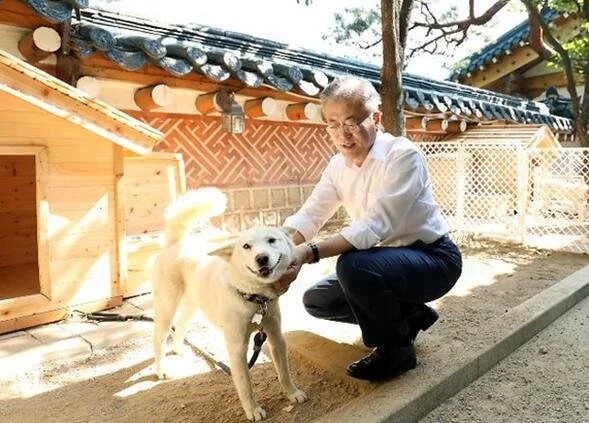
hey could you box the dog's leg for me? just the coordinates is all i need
[153,277,182,379]
[264,314,308,404]
[170,299,195,354]
[225,325,267,421]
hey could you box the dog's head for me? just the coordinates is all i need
[227,226,296,285]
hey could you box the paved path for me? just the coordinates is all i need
[420,295,589,423]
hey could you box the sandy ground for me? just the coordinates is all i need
[0,238,587,423]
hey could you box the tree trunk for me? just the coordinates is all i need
[380,0,407,136]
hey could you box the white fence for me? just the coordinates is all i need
[421,142,589,254]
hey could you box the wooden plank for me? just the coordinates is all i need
[0,295,123,335]
[47,186,115,213]
[113,146,128,296]
[49,144,114,163]
[49,229,115,260]
[49,254,115,299]
[0,210,36,233]
[0,175,35,195]
[0,154,35,176]
[47,209,113,236]
[48,162,114,188]
[0,192,35,212]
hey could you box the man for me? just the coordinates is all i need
[276,76,462,381]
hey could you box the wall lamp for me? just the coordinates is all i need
[221,92,245,134]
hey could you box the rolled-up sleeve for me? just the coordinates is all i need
[283,161,342,241]
[340,149,427,249]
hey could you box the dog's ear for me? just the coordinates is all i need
[281,226,297,238]
[208,241,235,260]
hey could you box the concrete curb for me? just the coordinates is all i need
[318,264,589,423]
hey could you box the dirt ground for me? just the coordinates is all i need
[0,238,587,423]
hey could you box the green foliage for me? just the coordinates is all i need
[545,0,589,75]
[325,5,381,46]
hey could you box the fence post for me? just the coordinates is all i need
[516,146,529,244]
[456,144,466,232]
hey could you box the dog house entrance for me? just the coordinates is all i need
[0,154,40,300]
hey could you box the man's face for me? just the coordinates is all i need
[323,98,379,167]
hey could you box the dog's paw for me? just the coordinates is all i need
[245,405,267,421]
[287,388,308,403]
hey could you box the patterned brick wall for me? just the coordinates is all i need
[132,112,335,188]
[130,112,349,232]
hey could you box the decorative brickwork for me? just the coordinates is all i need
[132,112,335,188]
[131,112,348,232]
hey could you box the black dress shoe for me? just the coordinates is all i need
[346,343,417,381]
[408,304,439,341]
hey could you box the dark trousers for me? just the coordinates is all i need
[302,235,462,348]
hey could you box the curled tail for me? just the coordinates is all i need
[164,187,227,245]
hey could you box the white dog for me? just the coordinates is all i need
[152,188,307,421]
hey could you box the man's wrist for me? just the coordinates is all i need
[306,242,320,263]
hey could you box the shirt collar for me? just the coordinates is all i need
[344,131,391,168]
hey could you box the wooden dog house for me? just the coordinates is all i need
[0,49,184,334]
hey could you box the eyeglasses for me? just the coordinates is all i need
[324,114,372,135]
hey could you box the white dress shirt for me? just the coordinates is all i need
[283,132,448,249]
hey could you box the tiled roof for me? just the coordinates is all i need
[447,8,560,82]
[17,1,574,132]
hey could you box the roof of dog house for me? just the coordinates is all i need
[0,48,162,154]
[444,124,562,149]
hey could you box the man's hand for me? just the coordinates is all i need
[273,245,309,295]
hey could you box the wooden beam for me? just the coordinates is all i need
[244,97,278,118]
[461,15,580,89]
[404,116,427,131]
[286,102,321,121]
[462,46,540,88]
[195,90,231,114]
[444,120,468,133]
[55,53,80,86]
[18,26,61,62]
[134,84,173,111]
[522,71,582,92]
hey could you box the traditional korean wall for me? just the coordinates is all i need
[133,112,350,232]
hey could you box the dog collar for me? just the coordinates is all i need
[237,290,275,325]
[237,290,273,305]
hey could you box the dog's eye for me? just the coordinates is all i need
[242,243,251,250]
[268,237,276,244]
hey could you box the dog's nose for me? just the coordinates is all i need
[255,254,269,266]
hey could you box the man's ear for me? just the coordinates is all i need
[372,111,381,126]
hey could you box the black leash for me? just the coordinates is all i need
[72,310,154,322]
[70,305,268,374]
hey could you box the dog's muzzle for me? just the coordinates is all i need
[248,254,282,278]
